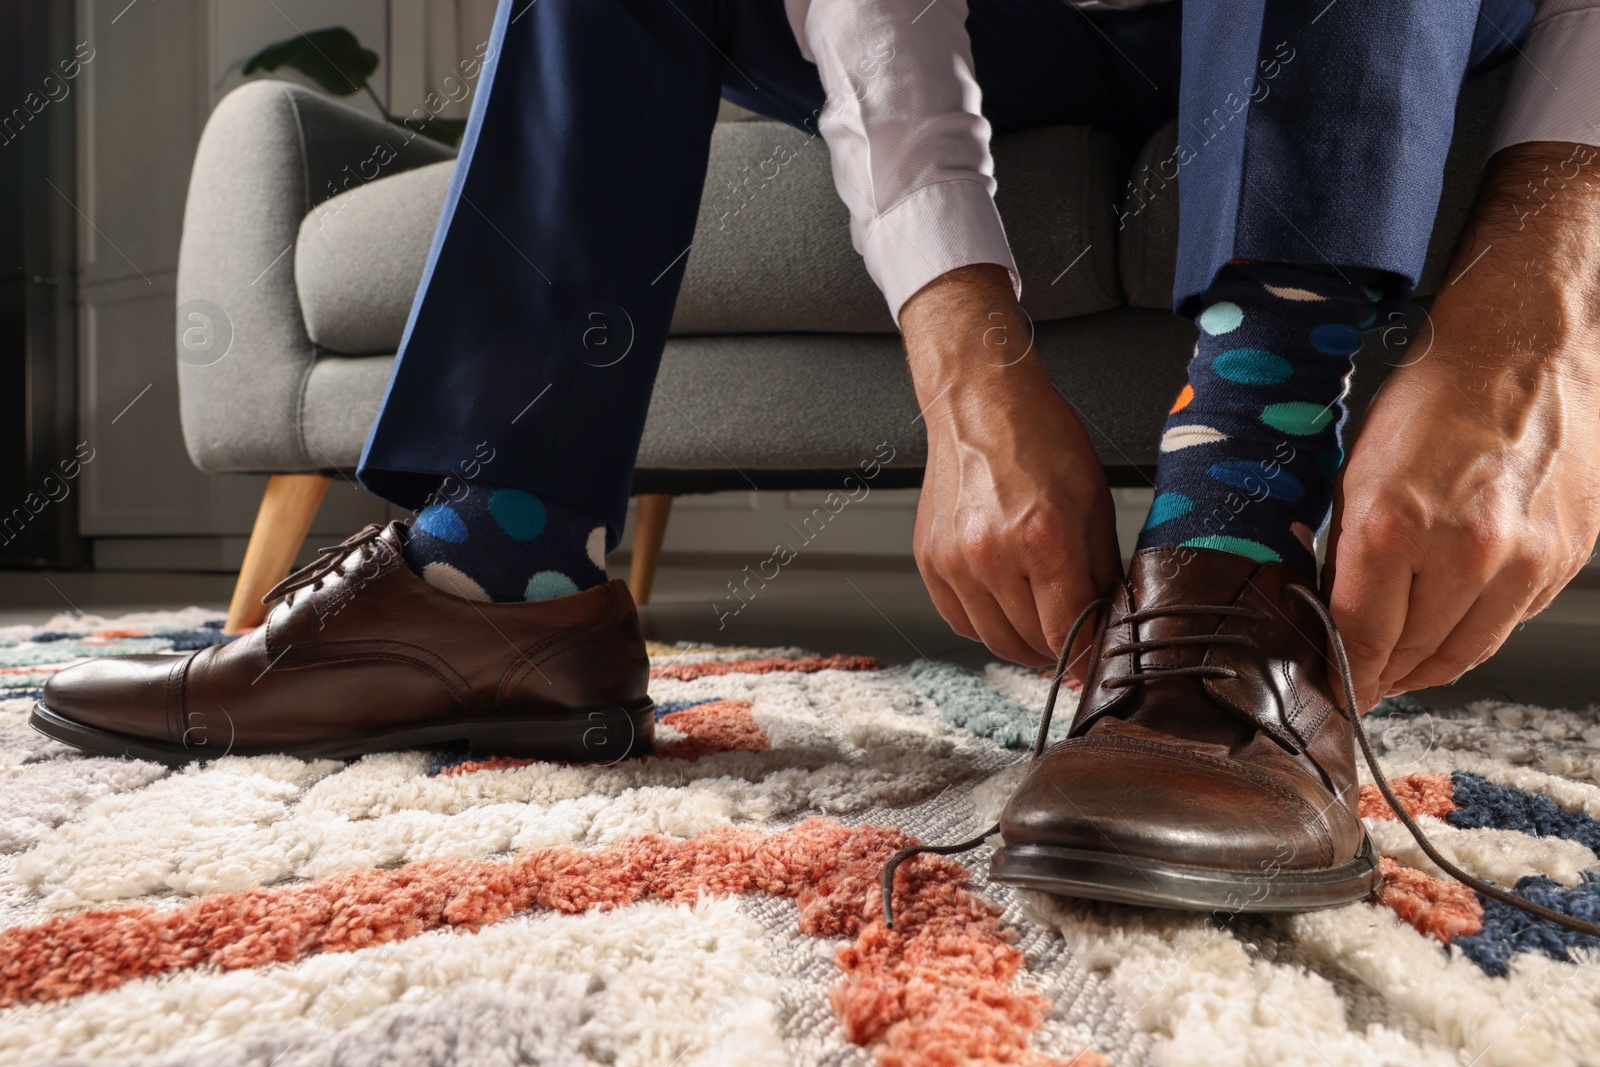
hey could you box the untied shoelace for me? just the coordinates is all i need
[881,586,1600,941]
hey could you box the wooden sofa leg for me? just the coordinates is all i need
[224,474,332,634]
[628,494,673,607]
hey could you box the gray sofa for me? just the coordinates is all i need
[176,68,1512,630]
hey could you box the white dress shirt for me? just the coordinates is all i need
[784,0,1600,323]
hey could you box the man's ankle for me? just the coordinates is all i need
[404,480,608,602]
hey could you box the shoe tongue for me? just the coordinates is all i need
[1128,547,1261,605]
[1090,547,1267,749]
[1126,548,1261,671]
[380,520,410,552]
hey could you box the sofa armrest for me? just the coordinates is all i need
[176,80,454,474]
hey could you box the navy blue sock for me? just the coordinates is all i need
[1137,262,1384,579]
[403,481,608,602]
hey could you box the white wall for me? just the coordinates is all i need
[209,0,392,112]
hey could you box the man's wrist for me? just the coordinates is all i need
[899,264,1042,405]
[1428,140,1600,379]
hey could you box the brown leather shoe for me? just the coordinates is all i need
[990,546,1381,913]
[31,522,654,765]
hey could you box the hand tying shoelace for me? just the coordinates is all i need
[882,586,1600,939]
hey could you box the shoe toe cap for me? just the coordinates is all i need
[1000,739,1342,871]
[42,655,183,742]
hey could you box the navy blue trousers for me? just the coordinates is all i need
[357,0,1532,546]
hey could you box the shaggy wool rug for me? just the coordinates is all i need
[2,609,1599,1067]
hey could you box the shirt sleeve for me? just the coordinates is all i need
[1490,0,1600,152]
[785,0,1019,325]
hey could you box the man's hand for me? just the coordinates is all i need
[1328,141,1600,709]
[900,264,1122,668]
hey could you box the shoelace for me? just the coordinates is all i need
[1097,604,1268,687]
[882,586,1600,941]
[260,523,393,607]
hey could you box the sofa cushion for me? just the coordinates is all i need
[295,162,451,357]
[296,121,1129,355]
[632,306,1401,475]
[295,312,1198,472]
[1118,63,1514,309]
[294,301,1411,480]
[673,121,1128,334]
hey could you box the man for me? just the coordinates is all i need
[36,1,1600,918]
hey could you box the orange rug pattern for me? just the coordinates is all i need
[0,818,1091,1067]
[651,654,880,681]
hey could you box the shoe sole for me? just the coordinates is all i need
[990,837,1382,914]
[29,698,655,767]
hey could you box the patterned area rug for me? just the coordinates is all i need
[2,609,1599,1066]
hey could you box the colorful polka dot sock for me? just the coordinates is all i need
[402,481,609,602]
[1136,262,1384,581]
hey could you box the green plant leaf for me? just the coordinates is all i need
[243,27,379,97]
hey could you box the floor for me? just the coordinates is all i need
[3,557,1597,712]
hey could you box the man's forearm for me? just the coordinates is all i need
[1429,140,1600,380]
[899,265,1031,380]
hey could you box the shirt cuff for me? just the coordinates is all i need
[862,178,1019,326]
[1490,2,1600,154]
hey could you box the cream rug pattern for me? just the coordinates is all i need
[2,609,1599,1067]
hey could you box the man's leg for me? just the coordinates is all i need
[1175,0,1533,307]
[1136,0,1536,577]
[357,0,826,601]
[33,0,837,762]
[989,0,1553,918]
